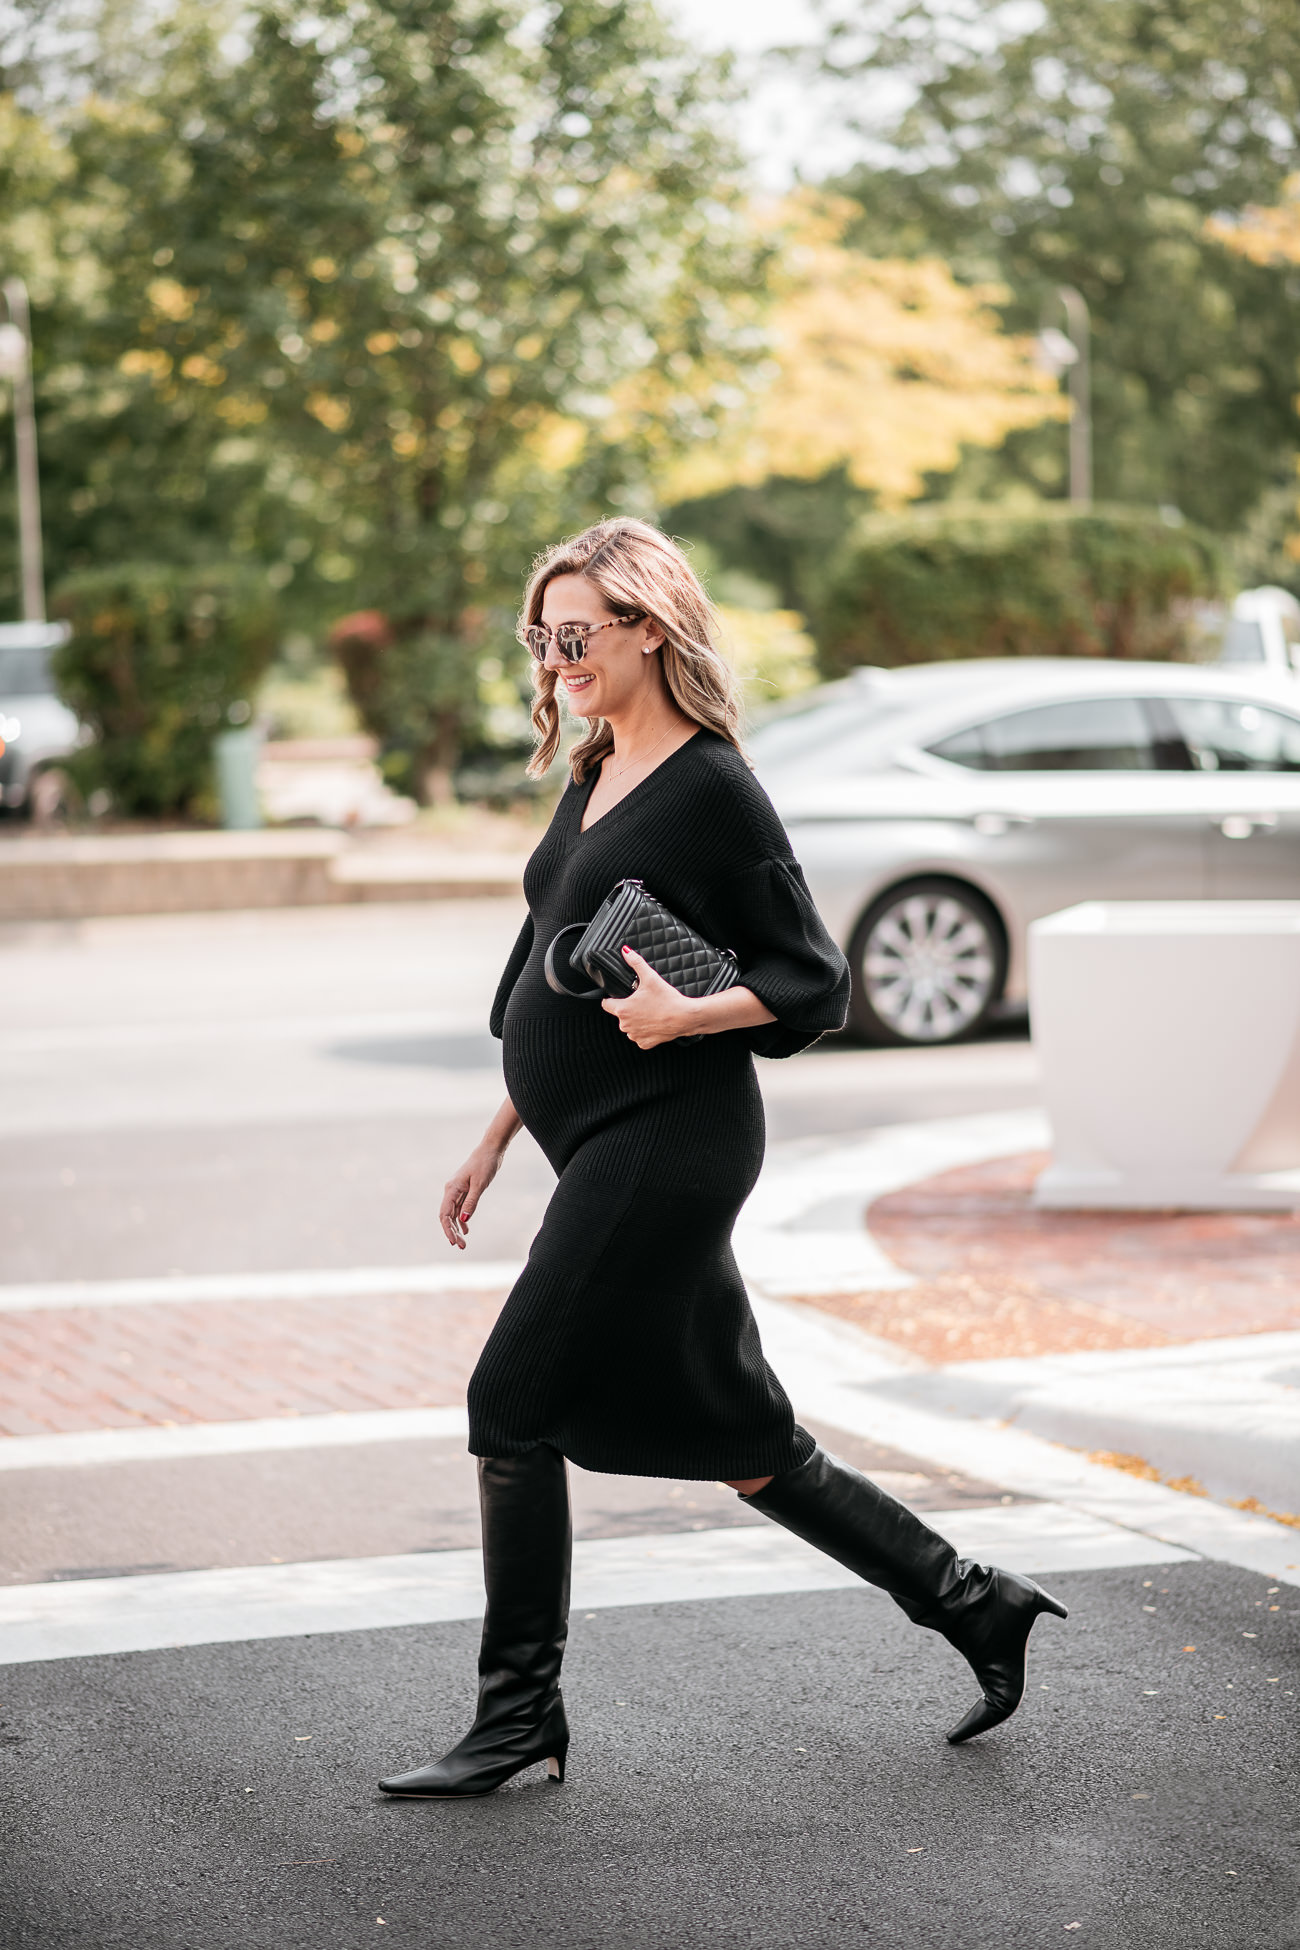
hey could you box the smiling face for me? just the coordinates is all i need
[539,572,665,722]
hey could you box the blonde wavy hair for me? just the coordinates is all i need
[520,518,746,783]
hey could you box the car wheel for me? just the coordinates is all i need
[848,878,1007,1046]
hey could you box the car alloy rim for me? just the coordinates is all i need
[862,892,997,1042]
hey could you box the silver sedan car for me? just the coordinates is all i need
[0,623,79,815]
[750,658,1300,1046]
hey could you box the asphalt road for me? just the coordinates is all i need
[3,1562,1295,1950]
[1,1413,1015,1588]
[0,900,1039,1282]
[2,898,1295,1950]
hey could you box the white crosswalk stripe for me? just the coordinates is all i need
[0,1504,1193,1667]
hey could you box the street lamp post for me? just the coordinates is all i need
[1035,285,1092,507]
[0,276,47,622]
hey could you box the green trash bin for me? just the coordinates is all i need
[214,725,263,830]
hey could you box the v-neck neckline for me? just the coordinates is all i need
[576,728,703,837]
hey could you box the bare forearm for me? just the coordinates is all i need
[686,984,777,1037]
[483,1095,523,1153]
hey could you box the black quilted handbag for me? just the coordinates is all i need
[544,879,739,1041]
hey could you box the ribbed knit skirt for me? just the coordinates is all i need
[466,1013,815,1481]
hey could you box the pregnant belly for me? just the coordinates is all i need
[502,1012,763,1194]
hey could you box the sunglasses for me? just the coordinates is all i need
[520,615,643,663]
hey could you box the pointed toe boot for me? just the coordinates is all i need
[378,1694,569,1798]
[940,1568,1068,1744]
[745,1445,1067,1745]
[379,1443,572,1798]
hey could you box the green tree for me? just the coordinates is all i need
[662,189,1063,626]
[659,192,1061,510]
[51,561,277,816]
[818,0,1300,541]
[2,0,761,794]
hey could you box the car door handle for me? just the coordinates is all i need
[1217,813,1278,840]
[971,812,1035,837]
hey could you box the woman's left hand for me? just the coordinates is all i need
[601,946,700,1049]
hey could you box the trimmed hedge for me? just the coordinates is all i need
[51,564,278,817]
[816,503,1226,674]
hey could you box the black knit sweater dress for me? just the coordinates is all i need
[467,729,851,1481]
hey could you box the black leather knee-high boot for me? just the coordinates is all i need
[745,1445,1067,1744]
[379,1444,572,1796]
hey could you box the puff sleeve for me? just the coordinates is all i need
[701,854,850,1059]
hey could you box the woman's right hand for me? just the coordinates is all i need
[440,1141,505,1249]
[441,1095,522,1250]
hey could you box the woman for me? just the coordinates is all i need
[378,519,1065,1798]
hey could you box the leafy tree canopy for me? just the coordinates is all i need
[818,0,1300,544]
[1210,172,1300,268]
[659,193,1063,509]
[0,0,762,791]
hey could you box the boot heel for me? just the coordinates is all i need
[1037,1588,1069,1620]
[546,1748,567,1784]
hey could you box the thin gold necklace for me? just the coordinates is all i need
[607,725,675,783]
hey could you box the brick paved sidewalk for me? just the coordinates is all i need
[804,1151,1300,1363]
[0,1289,506,1437]
[7,1151,1298,1439]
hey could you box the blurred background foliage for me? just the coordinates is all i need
[328,605,488,805]
[816,0,1300,552]
[2,0,1300,813]
[50,562,277,814]
[657,191,1063,509]
[0,0,775,807]
[670,0,1300,647]
[816,505,1225,675]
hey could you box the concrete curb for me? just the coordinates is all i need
[752,1292,1300,1587]
[735,1108,1050,1297]
[741,1115,1300,1518]
[881,1331,1300,1515]
[0,831,527,920]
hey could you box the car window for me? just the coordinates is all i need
[809,702,936,774]
[0,644,55,695]
[746,696,871,769]
[748,697,914,775]
[927,697,1157,771]
[1166,696,1300,772]
[1219,618,1269,665]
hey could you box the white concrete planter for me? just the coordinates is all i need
[1030,901,1300,1210]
